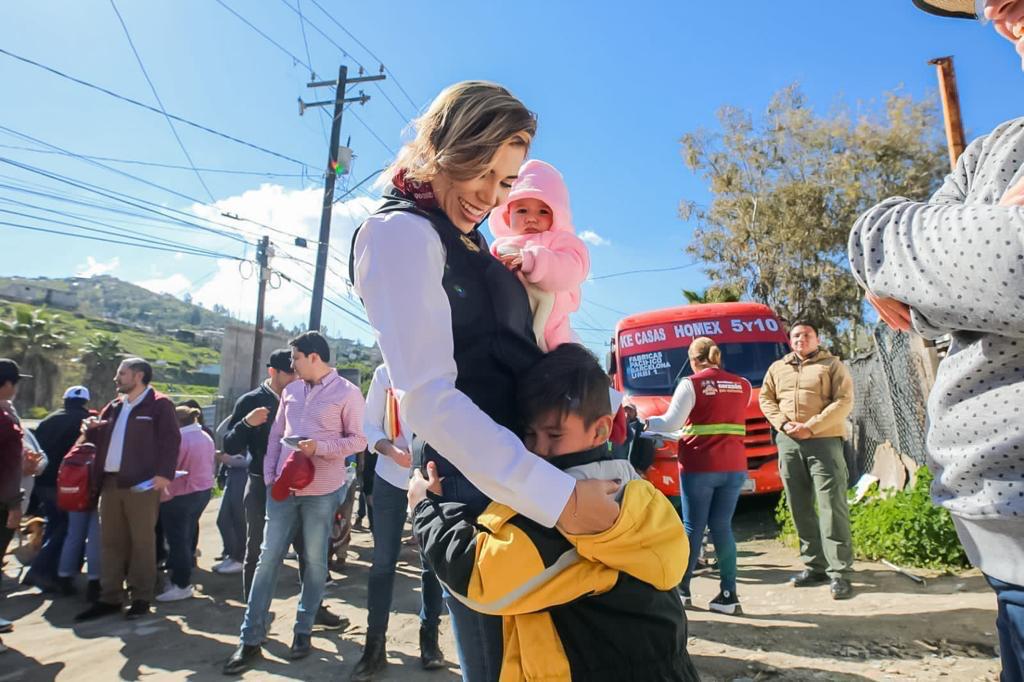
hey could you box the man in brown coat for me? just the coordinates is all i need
[760,322,855,600]
[75,358,180,621]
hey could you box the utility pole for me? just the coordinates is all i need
[928,56,967,170]
[249,236,271,389]
[300,65,386,331]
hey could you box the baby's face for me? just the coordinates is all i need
[508,198,553,235]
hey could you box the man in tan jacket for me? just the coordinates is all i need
[760,322,855,600]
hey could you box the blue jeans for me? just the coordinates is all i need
[986,574,1024,682]
[217,467,248,562]
[240,486,342,644]
[25,485,67,584]
[58,510,100,579]
[159,489,212,589]
[367,475,443,637]
[680,470,746,594]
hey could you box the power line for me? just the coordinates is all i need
[0,204,238,260]
[307,0,419,111]
[589,262,700,281]
[0,219,245,261]
[0,156,251,245]
[583,299,630,317]
[278,0,412,123]
[349,108,396,155]
[0,143,308,177]
[213,0,310,69]
[109,0,215,202]
[0,47,317,170]
[0,126,325,247]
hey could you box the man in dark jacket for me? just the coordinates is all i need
[75,358,180,622]
[222,349,295,599]
[22,386,91,593]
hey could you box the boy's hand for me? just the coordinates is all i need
[22,449,42,475]
[408,461,442,509]
[998,176,1024,207]
[244,407,270,427]
[866,291,912,332]
[557,479,621,535]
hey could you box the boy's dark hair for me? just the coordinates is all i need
[122,357,153,385]
[788,320,818,336]
[519,344,612,428]
[290,331,331,363]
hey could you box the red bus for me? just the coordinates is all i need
[609,302,789,507]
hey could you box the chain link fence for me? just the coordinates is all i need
[846,325,930,480]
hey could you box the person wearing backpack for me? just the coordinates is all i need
[22,386,91,594]
[54,439,101,602]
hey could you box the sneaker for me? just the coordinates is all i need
[677,588,692,607]
[708,590,742,615]
[314,604,348,630]
[789,569,829,587]
[125,600,151,619]
[156,585,194,602]
[214,559,244,575]
[0,617,12,633]
[830,577,853,600]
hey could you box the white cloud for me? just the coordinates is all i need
[76,256,120,277]
[184,185,378,338]
[137,273,192,297]
[578,230,610,247]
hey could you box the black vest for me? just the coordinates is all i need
[352,188,542,511]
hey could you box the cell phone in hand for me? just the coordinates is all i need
[281,435,307,449]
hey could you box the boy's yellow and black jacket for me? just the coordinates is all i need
[412,446,700,681]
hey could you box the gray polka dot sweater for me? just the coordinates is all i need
[848,117,1024,584]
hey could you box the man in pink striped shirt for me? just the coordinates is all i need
[226,332,367,674]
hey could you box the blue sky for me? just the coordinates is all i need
[1,1,1021,355]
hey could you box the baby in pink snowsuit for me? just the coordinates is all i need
[489,160,589,352]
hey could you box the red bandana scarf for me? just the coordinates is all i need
[392,169,439,211]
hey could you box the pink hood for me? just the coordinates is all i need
[488,160,575,239]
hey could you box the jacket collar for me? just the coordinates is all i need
[547,443,613,472]
[115,386,152,410]
[785,349,829,366]
[180,422,203,434]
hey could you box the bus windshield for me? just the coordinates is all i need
[621,341,789,395]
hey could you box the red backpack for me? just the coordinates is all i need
[57,442,97,512]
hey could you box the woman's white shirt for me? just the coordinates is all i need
[646,377,696,434]
[353,209,575,527]
[363,364,412,491]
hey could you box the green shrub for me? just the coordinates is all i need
[26,406,49,419]
[775,467,969,570]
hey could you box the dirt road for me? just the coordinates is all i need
[0,495,1001,681]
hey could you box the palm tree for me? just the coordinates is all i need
[682,285,743,304]
[78,333,126,407]
[0,307,69,411]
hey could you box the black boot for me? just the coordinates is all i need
[350,634,387,681]
[86,579,101,603]
[56,576,76,596]
[419,625,445,670]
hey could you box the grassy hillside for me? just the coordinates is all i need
[0,299,220,413]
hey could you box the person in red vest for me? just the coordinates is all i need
[645,337,751,615]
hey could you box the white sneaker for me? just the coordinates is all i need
[156,584,194,602]
[0,618,12,634]
[214,559,243,575]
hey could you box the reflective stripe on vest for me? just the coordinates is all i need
[681,423,746,436]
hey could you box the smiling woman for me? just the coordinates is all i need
[350,81,621,682]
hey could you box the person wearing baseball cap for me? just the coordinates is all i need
[22,385,93,595]
[849,2,1024,677]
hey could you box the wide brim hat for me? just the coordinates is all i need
[912,0,982,19]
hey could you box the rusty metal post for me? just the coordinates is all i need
[928,56,967,170]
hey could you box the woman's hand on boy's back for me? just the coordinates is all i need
[557,479,621,535]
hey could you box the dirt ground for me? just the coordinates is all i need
[0,495,1002,681]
